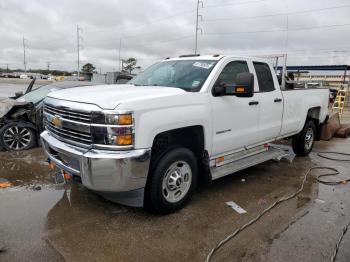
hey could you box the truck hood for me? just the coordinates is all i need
[47,84,186,109]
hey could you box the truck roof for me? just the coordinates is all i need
[164,54,268,62]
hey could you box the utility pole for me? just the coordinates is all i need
[194,0,203,54]
[47,62,50,72]
[22,37,27,72]
[121,59,124,73]
[118,38,122,72]
[77,25,82,78]
[6,64,9,73]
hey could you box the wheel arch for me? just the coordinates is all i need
[305,107,322,140]
[149,125,211,185]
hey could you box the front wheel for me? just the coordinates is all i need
[292,120,316,156]
[146,147,198,214]
[0,122,36,151]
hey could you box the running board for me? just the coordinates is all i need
[210,146,290,180]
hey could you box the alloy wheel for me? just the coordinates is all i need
[3,126,32,150]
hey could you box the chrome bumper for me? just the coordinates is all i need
[40,130,151,193]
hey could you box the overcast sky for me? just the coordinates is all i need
[1,0,350,72]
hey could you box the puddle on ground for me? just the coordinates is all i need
[2,142,341,261]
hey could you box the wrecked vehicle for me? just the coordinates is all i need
[0,80,100,151]
[40,55,329,214]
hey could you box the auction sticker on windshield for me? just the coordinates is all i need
[193,61,215,69]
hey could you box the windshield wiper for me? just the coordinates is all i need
[133,84,161,87]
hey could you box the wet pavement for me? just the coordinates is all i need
[0,138,350,261]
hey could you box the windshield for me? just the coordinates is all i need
[129,60,217,91]
[17,85,58,104]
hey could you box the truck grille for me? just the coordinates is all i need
[45,121,92,145]
[44,104,91,124]
[44,104,92,146]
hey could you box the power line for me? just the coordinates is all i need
[203,3,350,23]
[203,22,350,35]
[85,0,268,36]
[84,22,194,45]
[204,0,267,9]
[85,9,196,35]
[124,35,195,50]
[83,2,350,48]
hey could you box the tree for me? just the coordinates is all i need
[123,58,137,74]
[81,63,96,73]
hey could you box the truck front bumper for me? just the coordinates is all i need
[40,131,151,206]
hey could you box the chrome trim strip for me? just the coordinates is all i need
[91,143,134,150]
[45,97,101,112]
[46,126,92,149]
[46,124,92,142]
[43,111,134,129]
[44,106,91,123]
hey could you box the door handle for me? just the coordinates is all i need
[274,98,282,103]
[249,101,259,106]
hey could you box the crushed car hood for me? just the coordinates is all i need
[46,84,186,109]
[0,98,29,118]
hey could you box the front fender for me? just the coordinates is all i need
[134,104,212,154]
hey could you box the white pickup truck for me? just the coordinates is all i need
[40,55,329,214]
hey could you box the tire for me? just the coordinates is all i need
[145,147,198,214]
[292,120,316,156]
[0,122,37,151]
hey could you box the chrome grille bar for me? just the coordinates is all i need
[46,121,92,144]
[44,104,91,123]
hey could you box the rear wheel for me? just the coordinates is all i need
[146,147,198,214]
[0,122,36,151]
[292,120,316,156]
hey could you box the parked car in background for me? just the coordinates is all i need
[20,74,28,79]
[0,79,101,151]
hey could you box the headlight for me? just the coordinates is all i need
[105,114,132,125]
[91,111,134,149]
[91,112,133,125]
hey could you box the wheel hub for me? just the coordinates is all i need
[305,127,314,150]
[162,161,192,203]
[168,171,183,190]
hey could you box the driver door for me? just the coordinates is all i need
[210,60,260,157]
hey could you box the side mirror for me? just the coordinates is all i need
[212,72,254,97]
[15,91,24,98]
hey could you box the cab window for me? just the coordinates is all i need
[253,62,275,92]
[216,61,249,85]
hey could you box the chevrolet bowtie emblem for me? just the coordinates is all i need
[51,116,62,128]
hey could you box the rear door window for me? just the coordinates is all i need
[253,62,275,92]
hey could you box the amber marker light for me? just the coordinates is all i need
[116,134,133,145]
[118,114,133,125]
[217,156,225,163]
[236,87,246,93]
